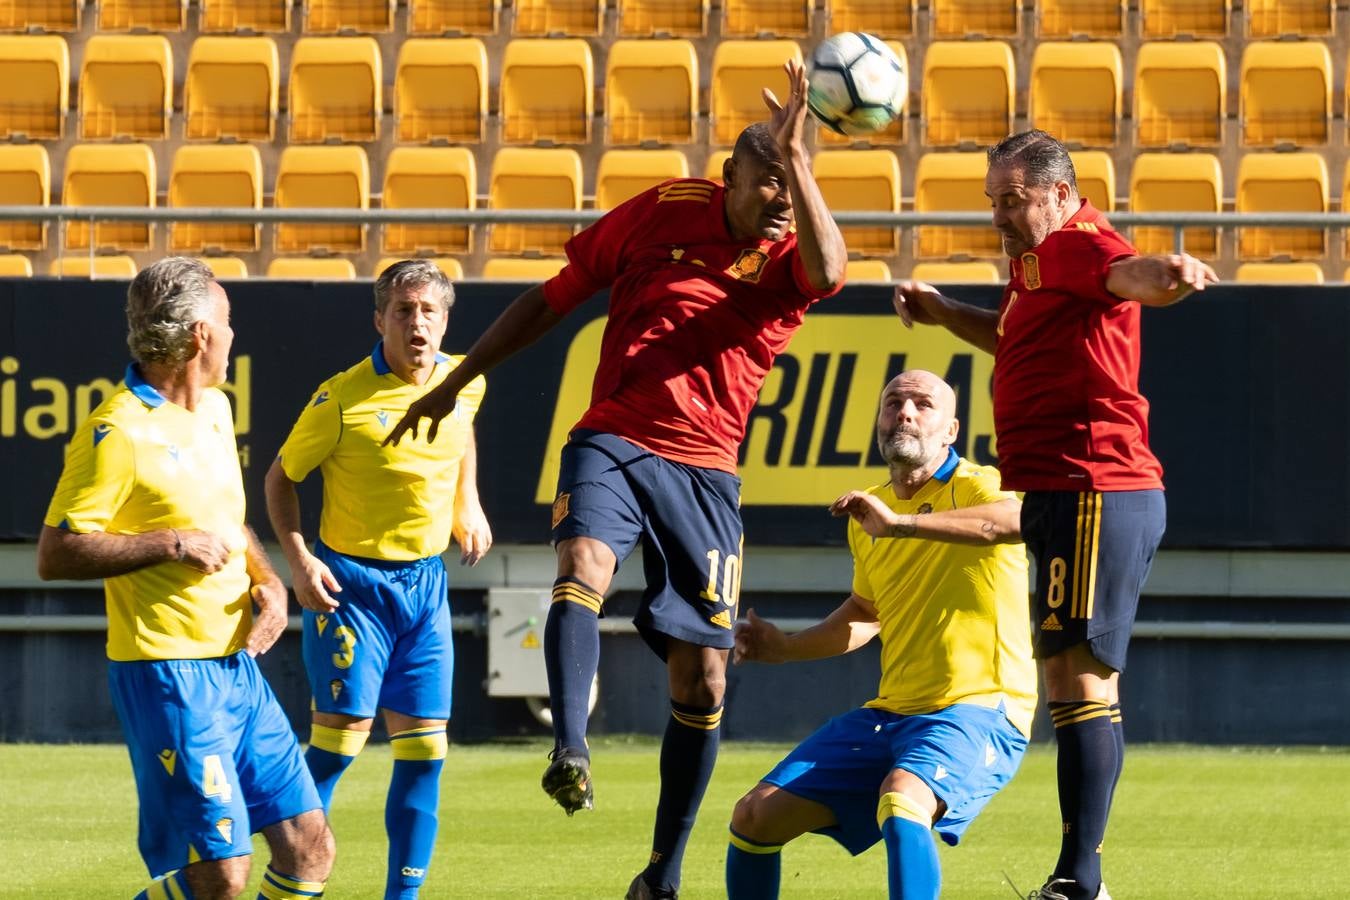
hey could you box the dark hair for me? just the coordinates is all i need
[732,122,782,166]
[987,130,1077,191]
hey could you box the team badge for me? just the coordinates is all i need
[726,248,769,283]
[917,503,933,515]
[330,679,344,701]
[552,492,570,529]
[216,818,233,843]
[1021,252,1041,290]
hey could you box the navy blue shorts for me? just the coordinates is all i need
[1021,489,1166,672]
[551,430,744,655]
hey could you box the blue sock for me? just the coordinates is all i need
[641,701,723,893]
[305,724,368,812]
[544,576,603,756]
[1050,700,1117,899]
[878,793,940,900]
[725,828,781,899]
[136,869,195,900]
[385,727,449,900]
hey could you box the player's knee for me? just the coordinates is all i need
[269,809,336,880]
[185,856,251,899]
[556,538,615,591]
[730,790,772,841]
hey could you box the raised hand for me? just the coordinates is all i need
[830,491,904,539]
[892,280,950,328]
[384,388,459,447]
[762,59,810,152]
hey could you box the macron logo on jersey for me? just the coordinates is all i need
[312,390,330,407]
[93,423,112,446]
[376,411,389,427]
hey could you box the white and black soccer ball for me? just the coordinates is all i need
[806,32,908,137]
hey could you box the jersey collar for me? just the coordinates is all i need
[932,446,960,483]
[124,363,166,408]
[1064,198,1106,230]
[371,341,450,376]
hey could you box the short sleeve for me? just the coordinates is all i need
[955,464,1020,508]
[44,417,135,533]
[277,382,342,483]
[1038,228,1136,305]
[847,518,875,602]
[542,186,661,316]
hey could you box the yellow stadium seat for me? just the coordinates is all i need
[813,149,899,256]
[168,145,263,254]
[78,35,171,141]
[488,147,581,256]
[723,0,809,37]
[704,151,730,182]
[913,152,1000,259]
[1237,152,1327,260]
[1234,262,1324,284]
[1069,150,1115,212]
[605,40,697,146]
[50,255,137,278]
[382,146,475,256]
[500,39,592,144]
[931,0,1018,37]
[0,255,32,277]
[1140,0,1228,37]
[1037,0,1122,36]
[288,37,381,144]
[616,0,706,36]
[512,0,602,35]
[408,0,499,34]
[184,36,278,142]
[98,0,186,30]
[199,0,290,31]
[595,150,689,210]
[394,39,486,144]
[481,257,567,280]
[1240,42,1331,148]
[825,0,914,37]
[274,145,370,254]
[266,258,357,279]
[1128,152,1221,257]
[844,259,891,282]
[303,0,394,33]
[196,256,249,278]
[1247,0,1332,37]
[1134,41,1225,148]
[1029,42,1121,148]
[922,41,1015,148]
[0,145,49,251]
[817,39,907,147]
[910,261,1002,283]
[63,143,155,252]
[375,257,464,279]
[710,40,802,146]
[0,35,67,141]
[0,0,81,31]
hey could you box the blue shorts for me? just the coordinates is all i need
[303,541,453,720]
[551,430,744,656]
[1021,489,1166,672]
[762,704,1028,854]
[108,651,322,878]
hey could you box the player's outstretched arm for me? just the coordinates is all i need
[263,459,341,612]
[1106,253,1219,307]
[892,281,1000,355]
[733,597,880,666]
[36,523,228,581]
[831,491,1022,545]
[242,526,288,657]
[385,285,562,446]
[451,427,493,567]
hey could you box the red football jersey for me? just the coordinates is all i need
[542,178,839,473]
[992,200,1165,492]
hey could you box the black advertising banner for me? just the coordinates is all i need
[1,279,1347,548]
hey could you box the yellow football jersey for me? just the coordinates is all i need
[278,345,486,561]
[850,452,1037,737]
[44,366,252,662]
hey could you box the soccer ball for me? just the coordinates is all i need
[806,32,907,136]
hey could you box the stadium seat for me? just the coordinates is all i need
[303,0,394,33]
[922,41,1015,148]
[1037,0,1123,36]
[722,0,810,37]
[817,39,907,147]
[288,37,381,144]
[930,0,1018,37]
[488,147,581,256]
[910,261,1002,283]
[825,0,914,37]
[0,0,81,31]
[710,40,802,146]
[844,259,891,282]
[1234,262,1324,284]
[595,150,689,210]
[381,146,475,256]
[199,0,290,31]
[1069,150,1115,212]
[266,258,357,279]
[1029,42,1121,148]
[274,145,370,254]
[408,0,500,34]
[98,0,186,30]
[375,257,464,279]
[616,0,706,36]
[1237,152,1328,261]
[1134,41,1225,148]
[63,143,155,252]
[184,36,278,142]
[394,38,487,144]
[1140,0,1228,37]
[704,151,730,182]
[0,35,68,141]
[168,145,263,254]
[813,149,900,256]
[50,255,137,278]
[1246,0,1332,37]
[196,256,249,278]
[605,40,697,146]
[913,152,1000,259]
[0,255,32,277]
[1128,152,1222,257]
[480,257,567,279]
[1240,42,1331,148]
[78,35,172,141]
[512,0,602,35]
[0,145,50,251]
[499,39,592,144]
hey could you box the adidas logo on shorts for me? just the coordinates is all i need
[1041,613,1063,631]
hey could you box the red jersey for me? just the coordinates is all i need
[542,178,839,473]
[992,200,1164,492]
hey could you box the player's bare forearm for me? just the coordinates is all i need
[452,428,493,565]
[263,459,312,570]
[456,285,562,389]
[243,526,283,592]
[887,499,1022,545]
[36,524,177,581]
[782,595,881,662]
[934,300,1000,354]
[1106,253,1218,307]
[785,142,847,292]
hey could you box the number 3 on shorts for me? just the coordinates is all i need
[332,625,357,669]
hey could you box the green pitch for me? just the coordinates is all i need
[1,740,1346,898]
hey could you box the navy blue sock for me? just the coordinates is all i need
[640,700,723,893]
[1050,700,1116,899]
[878,792,940,900]
[544,576,603,756]
[1108,703,1125,812]
[725,829,781,899]
[385,727,448,899]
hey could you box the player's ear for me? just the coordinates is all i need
[946,416,960,446]
[373,308,385,336]
[722,156,736,189]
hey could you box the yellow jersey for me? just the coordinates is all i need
[277,344,486,562]
[44,365,252,662]
[850,450,1037,737]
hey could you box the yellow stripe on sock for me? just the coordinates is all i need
[728,829,782,855]
[877,791,931,829]
[260,866,326,898]
[309,723,369,757]
[390,728,448,761]
[146,879,171,900]
[671,708,723,730]
[165,874,187,900]
[552,583,603,613]
[1052,703,1113,728]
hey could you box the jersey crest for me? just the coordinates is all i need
[726,248,769,283]
[1021,253,1041,290]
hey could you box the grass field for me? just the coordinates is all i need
[1,739,1346,898]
